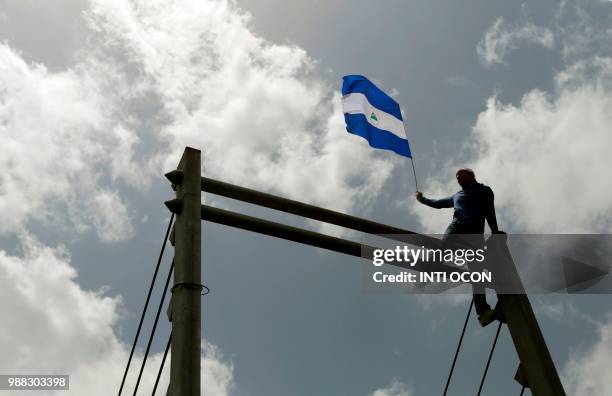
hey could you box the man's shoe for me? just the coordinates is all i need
[478,308,496,327]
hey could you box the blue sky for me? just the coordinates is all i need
[0,0,611,395]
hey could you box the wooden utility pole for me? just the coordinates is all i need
[491,236,566,396]
[166,147,202,395]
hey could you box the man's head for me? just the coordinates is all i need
[456,168,476,188]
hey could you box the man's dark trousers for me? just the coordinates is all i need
[442,222,490,315]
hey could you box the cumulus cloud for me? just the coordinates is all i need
[477,16,554,66]
[554,0,612,63]
[372,380,413,396]
[84,0,395,214]
[467,85,612,233]
[0,43,138,242]
[0,234,234,395]
[562,318,612,395]
[0,0,396,243]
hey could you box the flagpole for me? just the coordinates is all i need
[409,156,419,192]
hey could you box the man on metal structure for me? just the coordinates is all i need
[416,168,502,327]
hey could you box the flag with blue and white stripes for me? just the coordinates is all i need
[341,75,411,158]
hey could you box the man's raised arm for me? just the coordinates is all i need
[415,191,454,209]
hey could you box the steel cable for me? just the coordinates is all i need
[117,213,174,396]
[151,333,172,396]
[132,259,174,395]
[476,321,503,395]
[442,298,474,396]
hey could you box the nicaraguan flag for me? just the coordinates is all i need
[341,75,411,157]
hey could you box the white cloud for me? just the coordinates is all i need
[372,380,413,396]
[1,0,397,243]
[477,17,554,66]
[562,318,612,395]
[0,234,234,395]
[86,190,134,242]
[554,0,612,63]
[0,43,139,242]
[467,86,612,233]
[431,81,612,235]
[534,298,599,328]
[84,0,395,215]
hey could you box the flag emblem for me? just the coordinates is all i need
[369,112,379,124]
